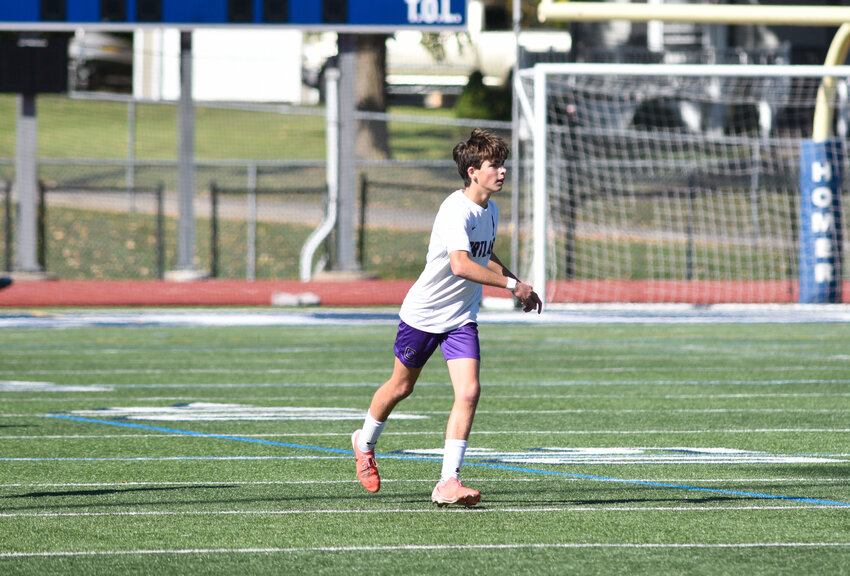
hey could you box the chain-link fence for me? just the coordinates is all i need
[0,93,513,280]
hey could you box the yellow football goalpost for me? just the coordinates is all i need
[537,0,850,141]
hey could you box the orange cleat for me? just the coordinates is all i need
[430,477,480,507]
[351,430,380,493]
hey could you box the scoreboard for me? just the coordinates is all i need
[0,0,467,30]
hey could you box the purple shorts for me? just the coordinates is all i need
[393,321,480,368]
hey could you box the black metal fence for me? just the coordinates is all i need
[38,183,166,279]
[2,181,11,273]
[207,181,326,279]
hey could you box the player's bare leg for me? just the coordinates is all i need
[444,357,481,441]
[369,358,422,422]
[353,359,422,493]
[432,357,481,507]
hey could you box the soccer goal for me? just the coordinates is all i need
[515,62,850,304]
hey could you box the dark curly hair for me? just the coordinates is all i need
[452,129,509,187]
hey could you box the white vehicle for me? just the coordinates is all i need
[68,30,133,92]
[301,0,571,103]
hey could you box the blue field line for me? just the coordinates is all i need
[46,414,850,508]
[46,414,355,456]
[0,456,343,462]
[460,462,850,508]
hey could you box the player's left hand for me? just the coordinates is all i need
[514,282,543,314]
[521,291,543,314]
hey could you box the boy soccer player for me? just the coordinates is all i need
[352,129,542,507]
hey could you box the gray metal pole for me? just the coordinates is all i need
[14,94,41,273]
[175,30,198,275]
[335,34,359,273]
[510,0,521,273]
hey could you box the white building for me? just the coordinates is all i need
[133,28,304,103]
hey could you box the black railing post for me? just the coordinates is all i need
[156,183,165,279]
[210,182,219,278]
[686,172,696,281]
[565,181,577,280]
[358,173,367,269]
[4,181,11,272]
[37,181,46,270]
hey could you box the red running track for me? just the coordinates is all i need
[1,279,848,307]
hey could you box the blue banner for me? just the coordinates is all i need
[0,0,466,28]
[798,139,844,303]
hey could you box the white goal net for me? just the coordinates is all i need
[515,63,850,304]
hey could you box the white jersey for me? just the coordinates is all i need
[399,189,499,333]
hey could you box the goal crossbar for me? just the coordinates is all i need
[519,63,850,81]
[538,1,850,27]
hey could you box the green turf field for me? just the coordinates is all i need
[1,313,849,575]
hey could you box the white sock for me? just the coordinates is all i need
[358,411,385,452]
[440,439,468,482]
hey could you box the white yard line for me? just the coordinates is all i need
[3,477,849,488]
[4,378,850,387]
[2,542,850,558]
[2,504,848,520]
[4,428,850,437]
[0,365,842,376]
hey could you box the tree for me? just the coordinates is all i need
[354,34,390,160]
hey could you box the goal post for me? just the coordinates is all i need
[515,63,850,304]
[520,1,850,304]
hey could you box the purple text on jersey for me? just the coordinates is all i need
[470,239,495,258]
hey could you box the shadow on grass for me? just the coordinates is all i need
[2,485,424,512]
[483,493,756,507]
[7,484,239,499]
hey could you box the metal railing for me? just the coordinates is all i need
[38,182,166,278]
